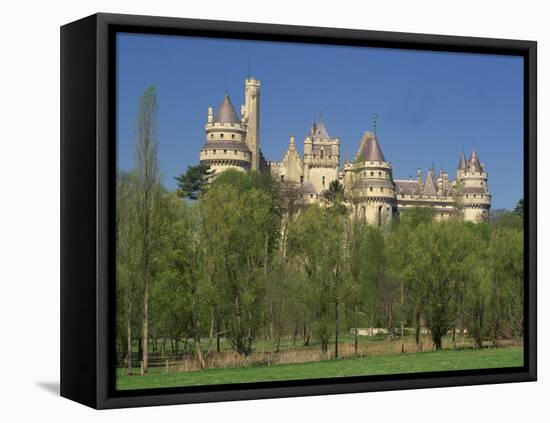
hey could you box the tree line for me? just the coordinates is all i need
[116,86,524,374]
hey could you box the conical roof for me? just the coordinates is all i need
[357,132,386,162]
[469,148,483,172]
[312,117,330,139]
[214,93,240,124]
[423,169,437,196]
[457,149,467,170]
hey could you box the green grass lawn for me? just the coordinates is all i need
[116,346,523,390]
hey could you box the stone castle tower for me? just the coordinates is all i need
[344,131,397,227]
[456,148,491,222]
[244,78,261,171]
[303,117,341,193]
[199,78,262,176]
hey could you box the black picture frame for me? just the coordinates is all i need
[60,12,537,409]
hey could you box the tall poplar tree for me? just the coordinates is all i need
[134,85,161,373]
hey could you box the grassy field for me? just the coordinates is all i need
[117,346,523,390]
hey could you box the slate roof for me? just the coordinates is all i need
[353,179,395,189]
[214,93,240,124]
[469,148,483,172]
[423,170,438,196]
[356,133,386,162]
[394,180,420,195]
[299,181,317,194]
[463,187,486,194]
[311,118,330,139]
[457,149,467,170]
[201,141,250,153]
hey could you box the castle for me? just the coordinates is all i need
[199,77,491,224]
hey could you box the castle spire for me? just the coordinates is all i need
[214,93,240,124]
[469,147,483,172]
[457,148,467,170]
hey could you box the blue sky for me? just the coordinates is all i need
[117,33,524,210]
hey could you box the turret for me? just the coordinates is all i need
[199,93,251,177]
[347,130,396,227]
[459,148,490,222]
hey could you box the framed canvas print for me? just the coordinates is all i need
[60,13,537,409]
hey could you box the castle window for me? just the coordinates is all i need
[234,150,237,154]
[281,175,284,182]
[370,171,374,176]
[213,150,216,154]
[211,134,214,138]
[223,150,227,154]
[369,187,373,192]
[300,176,304,184]
[231,134,235,139]
[322,176,326,187]
[474,194,477,198]
[380,188,384,192]
[481,182,484,186]
[329,155,332,159]
[320,150,324,159]
[310,194,314,199]
[378,172,382,177]
[220,133,224,138]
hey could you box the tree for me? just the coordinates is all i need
[513,198,524,219]
[116,171,140,374]
[134,85,162,373]
[200,170,278,362]
[287,205,346,357]
[175,163,213,200]
[407,219,475,350]
[322,180,345,203]
[387,207,434,347]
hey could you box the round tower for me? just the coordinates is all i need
[244,78,261,171]
[199,93,251,177]
[348,131,397,227]
[458,148,491,222]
